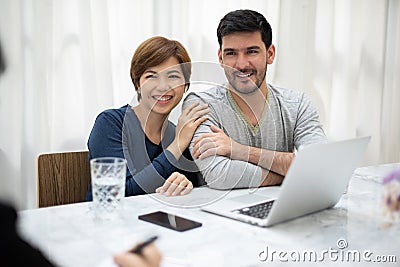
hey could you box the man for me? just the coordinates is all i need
[183,9,327,189]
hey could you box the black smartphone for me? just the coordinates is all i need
[138,211,202,232]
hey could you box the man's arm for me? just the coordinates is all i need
[260,169,284,186]
[189,122,264,189]
[193,124,294,176]
[191,125,286,186]
[184,93,264,190]
[293,93,327,148]
[242,145,294,177]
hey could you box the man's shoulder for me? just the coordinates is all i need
[184,85,228,104]
[269,84,305,104]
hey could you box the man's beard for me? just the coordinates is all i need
[224,65,267,95]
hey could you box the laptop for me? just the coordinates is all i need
[201,136,370,227]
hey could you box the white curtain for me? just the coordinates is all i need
[0,0,399,209]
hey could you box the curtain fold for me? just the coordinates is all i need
[0,0,399,209]
[381,0,400,164]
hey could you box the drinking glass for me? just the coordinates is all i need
[90,157,126,220]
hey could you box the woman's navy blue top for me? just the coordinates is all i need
[86,105,203,200]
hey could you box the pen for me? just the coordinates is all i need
[129,236,158,254]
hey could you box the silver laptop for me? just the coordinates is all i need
[201,137,370,227]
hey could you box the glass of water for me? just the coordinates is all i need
[90,157,126,220]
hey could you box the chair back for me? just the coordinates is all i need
[37,151,91,208]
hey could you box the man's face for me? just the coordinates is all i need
[218,31,275,95]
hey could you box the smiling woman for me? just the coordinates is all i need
[136,57,186,120]
[86,36,209,199]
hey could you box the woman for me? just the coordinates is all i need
[87,36,208,199]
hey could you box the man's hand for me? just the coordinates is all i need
[193,125,244,160]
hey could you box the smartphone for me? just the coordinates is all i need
[138,211,202,232]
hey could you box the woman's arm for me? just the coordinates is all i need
[166,102,209,159]
[87,109,180,197]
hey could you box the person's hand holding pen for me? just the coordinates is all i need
[114,236,161,267]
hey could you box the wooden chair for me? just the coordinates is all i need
[37,151,91,208]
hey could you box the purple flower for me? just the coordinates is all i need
[383,168,400,184]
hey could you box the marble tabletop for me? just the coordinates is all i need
[18,163,400,267]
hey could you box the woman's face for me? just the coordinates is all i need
[138,57,186,115]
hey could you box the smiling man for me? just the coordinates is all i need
[183,9,327,189]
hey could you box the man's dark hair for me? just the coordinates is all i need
[217,9,272,49]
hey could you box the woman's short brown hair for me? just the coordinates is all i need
[130,36,191,101]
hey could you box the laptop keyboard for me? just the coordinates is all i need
[232,200,275,219]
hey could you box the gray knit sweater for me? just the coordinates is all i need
[183,84,327,189]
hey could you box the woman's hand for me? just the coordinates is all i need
[167,102,209,159]
[155,172,193,196]
[114,243,161,267]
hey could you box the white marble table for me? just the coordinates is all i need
[18,164,400,267]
